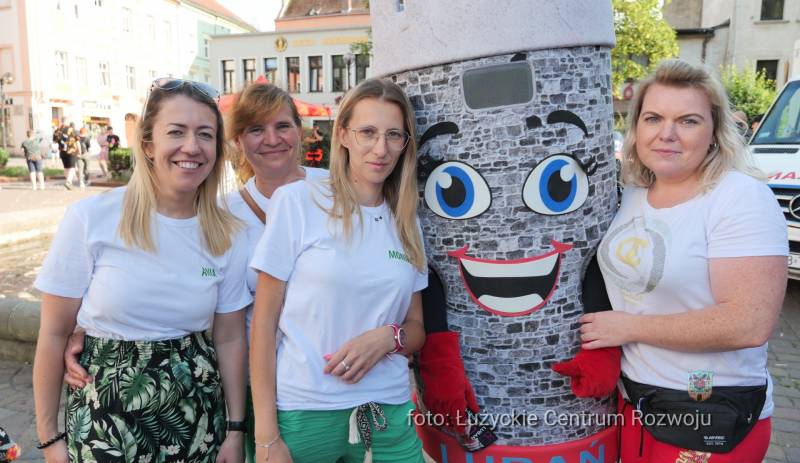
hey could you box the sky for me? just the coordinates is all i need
[220,0,284,31]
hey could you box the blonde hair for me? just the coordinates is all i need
[118,84,239,256]
[225,82,303,184]
[329,78,425,271]
[622,59,763,190]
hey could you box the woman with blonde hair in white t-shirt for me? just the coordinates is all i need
[249,78,428,463]
[574,60,788,461]
[33,79,251,463]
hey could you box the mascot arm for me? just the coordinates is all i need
[419,269,479,427]
[551,254,621,398]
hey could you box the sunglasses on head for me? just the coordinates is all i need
[149,77,220,101]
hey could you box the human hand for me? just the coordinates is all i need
[323,326,395,384]
[42,439,69,463]
[216,432,244,463]
[255,439,292,463]
[579,311,634,349]
[63,327,91,389]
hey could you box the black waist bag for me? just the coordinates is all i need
[621,376,766,453]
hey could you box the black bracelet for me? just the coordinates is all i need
[36,431,66,449]
[227,420,247,432]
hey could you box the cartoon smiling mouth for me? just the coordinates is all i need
[447,240,573,316]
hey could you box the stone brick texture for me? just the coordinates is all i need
[389,46,618,445]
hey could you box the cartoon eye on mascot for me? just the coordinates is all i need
[371,1,622,461]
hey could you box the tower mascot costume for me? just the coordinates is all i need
[371,1,622,461]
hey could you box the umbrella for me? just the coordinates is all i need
[217,75,332,117]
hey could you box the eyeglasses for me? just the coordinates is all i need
[149,77,220,102]
[348,126,410,152]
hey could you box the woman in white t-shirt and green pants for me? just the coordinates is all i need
[249,78,428,463]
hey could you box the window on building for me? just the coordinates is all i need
[355,54,370,85]
[222,60,235,94]
[760,0,784,20]
[94,0,103,6]
[99,61,110,87]
[332,55,347,92]
[287,57,300,93]
[756,60,779,87]
[122,8,132,32]
[264,58,277,84]
[74,2,79,17]
[76,57,87,84]
[203,35,210,58]
[126,66,136,90]
[243,58,256,84]
[55,51,68,80]
[309,56,323,92]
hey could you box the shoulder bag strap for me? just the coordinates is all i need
[239,187,266,224]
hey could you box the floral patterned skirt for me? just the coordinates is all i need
[65,332,226,462]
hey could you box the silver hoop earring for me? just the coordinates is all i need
[708,142,718,154]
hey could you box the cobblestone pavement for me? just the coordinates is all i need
[0,236,47,302]
[0,237,798,461]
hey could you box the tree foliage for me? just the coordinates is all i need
[612,0,679,97]
[721,65,777,120]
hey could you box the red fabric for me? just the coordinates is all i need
[418,331,479,432]
[551,346,621,398]
[617,393,771,462]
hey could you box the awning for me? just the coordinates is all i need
[217,75,332,118]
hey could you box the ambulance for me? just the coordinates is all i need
[750,74,800,279]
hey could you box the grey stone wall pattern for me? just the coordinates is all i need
[390,46,618,445]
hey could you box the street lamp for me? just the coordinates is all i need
[0,72,14,149]
[343,53,354,91]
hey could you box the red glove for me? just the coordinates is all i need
[418,331,479,431]
[551,347,621,398]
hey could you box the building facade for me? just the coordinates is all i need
[664,0,800,87]
[0,0,253,150]
[209,0,370,127]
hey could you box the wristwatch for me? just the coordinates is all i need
[227,420,247,433]
[388,323,406,353]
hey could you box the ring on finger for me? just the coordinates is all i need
[340,360,351,372]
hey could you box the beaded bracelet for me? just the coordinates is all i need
[36,431,66,449]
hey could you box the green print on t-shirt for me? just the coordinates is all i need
[387,250,410,264]
[201,267,217,277]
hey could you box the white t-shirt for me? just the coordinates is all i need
[35,187,253,341]
[598,171,788,419]
[250,179,428,410]
[224,168,329,340]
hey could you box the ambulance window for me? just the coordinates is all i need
[462,62,533,110]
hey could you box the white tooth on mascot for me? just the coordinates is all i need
[371,1,622,461]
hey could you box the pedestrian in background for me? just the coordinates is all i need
[33,78,250,463]
[77,127,91,187]
[21,130,45,190]
[96,128,110,178]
